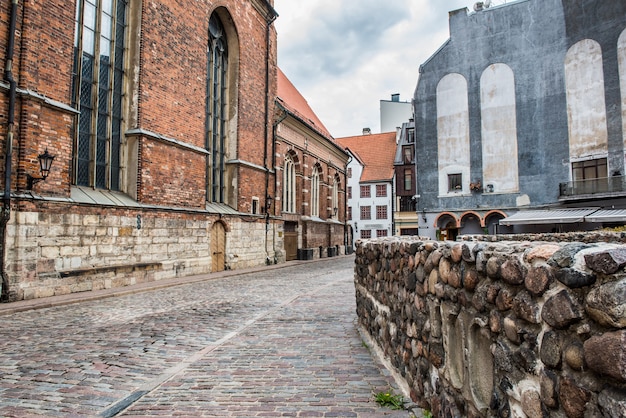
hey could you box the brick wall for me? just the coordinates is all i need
[0,1,281,301]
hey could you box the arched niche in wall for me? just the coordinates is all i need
[618,29,626,149]
[460,211,484,235]
[564,39,608,160]
[480,63,519,193]
[441,303,465,391]
[468,321,494,411]
[437,73,471,196]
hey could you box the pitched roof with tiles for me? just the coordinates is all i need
[276,68,333,141]
[336,132,397,182]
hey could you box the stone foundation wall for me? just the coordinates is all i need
[354,236,625,417]
[5,210,278,301]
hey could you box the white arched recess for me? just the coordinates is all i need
[618,29,626,149]
[437,73,471,197]
[480,63,519,193]
[565,39,608,162]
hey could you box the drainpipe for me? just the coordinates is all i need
[344,154,352,251]
[1,0,19,302]
[263,2,277,264]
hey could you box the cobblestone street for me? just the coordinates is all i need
[0,256,412,417]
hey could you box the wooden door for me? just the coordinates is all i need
[211,222,226,272]
[284,222,298,261]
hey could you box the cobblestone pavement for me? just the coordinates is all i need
[0,256,414,417]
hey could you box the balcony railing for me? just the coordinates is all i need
[559,175,626,197]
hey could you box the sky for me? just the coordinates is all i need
[273,0,487,138]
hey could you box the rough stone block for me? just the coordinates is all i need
[501,257,526,285]
[598,388,626,418]
[584,248,626,274]
[583,331,626,382]
[524,265,553,296]
[585,278,626,328]
[542,290,583,329]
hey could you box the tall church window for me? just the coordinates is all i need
[72,0,127,190]
[208,13,228,203]
[283,155,296,213]
[331,176,339,219]
[311,166,320,217]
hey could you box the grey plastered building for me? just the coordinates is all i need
[413,0,626,239]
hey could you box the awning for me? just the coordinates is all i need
[499,208,598,226]
[584,209,626,223]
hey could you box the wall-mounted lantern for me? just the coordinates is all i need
[26,149,55,190]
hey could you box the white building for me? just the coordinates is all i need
[380,93,412,133]
[337,132,397,245]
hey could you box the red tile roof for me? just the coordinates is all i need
[276,68,333,141]
[336,132,397,182]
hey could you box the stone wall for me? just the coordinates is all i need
[5,209,278,301]
[354,236,625,417]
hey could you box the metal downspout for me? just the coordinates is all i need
[344,154,352,250]
[1,0,19,302]
[263,4,277,264]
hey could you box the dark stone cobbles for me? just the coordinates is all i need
[0,257,414,417]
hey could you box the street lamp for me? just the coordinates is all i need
[27,149,55,190]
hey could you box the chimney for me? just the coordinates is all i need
[362,127,371,135]
[391,93,400,102]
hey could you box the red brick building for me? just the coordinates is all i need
[274,69,349,260]
[0,0,280,301]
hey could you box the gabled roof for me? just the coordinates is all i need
[276,68,333,141]
[336,132,397,183]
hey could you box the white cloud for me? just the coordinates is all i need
[274,0,473,138]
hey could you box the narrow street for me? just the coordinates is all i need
[0,256,411,417]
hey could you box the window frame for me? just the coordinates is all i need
[448,173,462,192]
[404,168,412,191]
[207,12,230,203]
[376,205,387,220]
[360,206,371,220]
[311,165,320,217]
[360,185,371,198]
[572,158,608,181]
[282,155,296,213]
[72,0,128,190]
[376,184,387,197]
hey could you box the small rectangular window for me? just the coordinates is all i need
[407,128,415,143]
[403,146,413,164]
[376,205,387,219]
[361,230,371,239]
[404,169,412,191]
[347,167,352,178]
[360,206,371,220]
[360,185,371,198]
[572,158,607,181]
[376,185,387,197]
[377,229,388,237]
[448,173,462,192]
[347,186,352,199]
[347,207,352,220]
[252,197,259,214]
